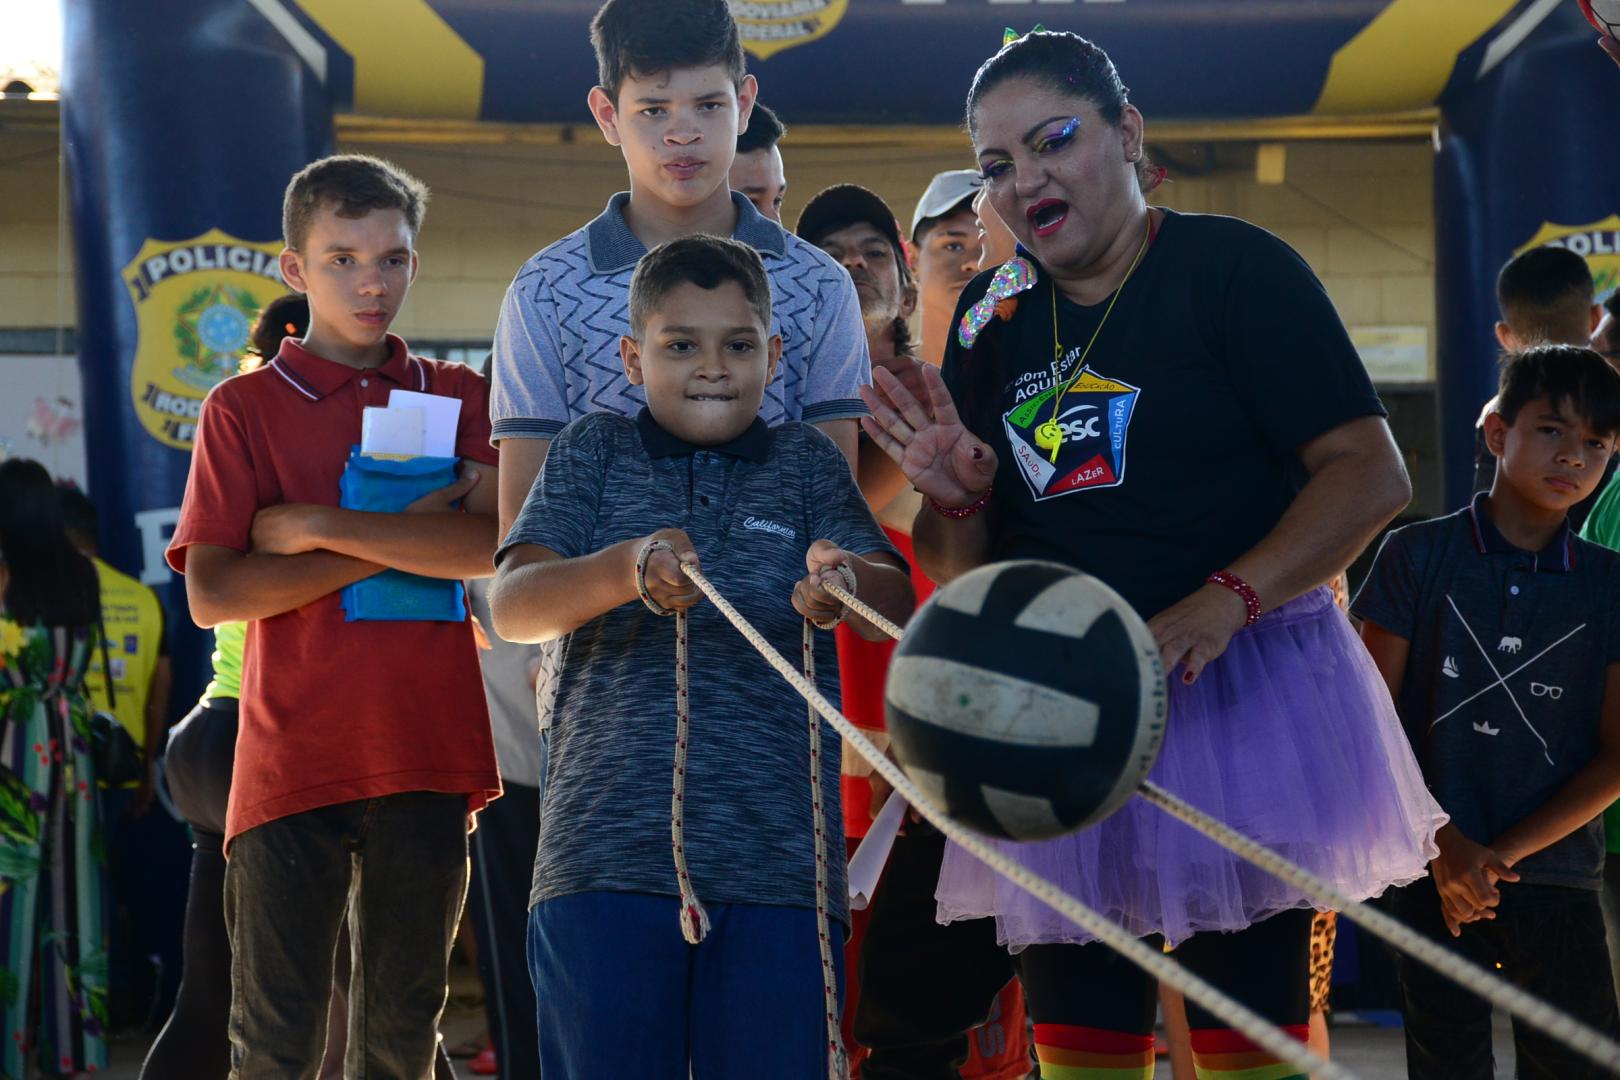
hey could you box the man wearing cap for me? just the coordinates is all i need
[911,169,986,368]
[797,185,1032,1080]
[797,185,918,393]
[797,184,923,511]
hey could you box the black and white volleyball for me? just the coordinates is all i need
[884,561,1167,841]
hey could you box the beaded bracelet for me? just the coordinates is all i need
[809,563,860,631]
[930,486,993,520]
[635,538,678,616]
[1206,570,1263,628]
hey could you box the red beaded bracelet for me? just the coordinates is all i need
[1206,570,1263,627]
[930,486,993,520]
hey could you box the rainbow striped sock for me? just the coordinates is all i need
[1188,1025,1310,1080]
[1032,1024,1155,1079]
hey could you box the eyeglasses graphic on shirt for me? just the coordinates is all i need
[1530,683,1563,699]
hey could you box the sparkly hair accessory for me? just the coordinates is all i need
[958,255,1037,348]
[1003,24,1044,47]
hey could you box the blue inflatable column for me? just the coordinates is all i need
[62,0,333,712]
[1435,12,1620,508]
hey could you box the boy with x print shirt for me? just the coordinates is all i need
[1354,345,1620,1078]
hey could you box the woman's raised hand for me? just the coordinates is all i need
[859,365,997,508]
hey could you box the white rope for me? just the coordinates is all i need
[801,620,849,1080]
[836,580,1620,1075]
[679,563,1348,1080]
[670,605,710,943]
[1137,781,1620,1073]
[824,580,906,642]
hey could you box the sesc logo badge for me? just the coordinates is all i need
[122,229,285,450]
[730,0,849,61]
[1003,368,1140,501]
[1516,215,1620,302]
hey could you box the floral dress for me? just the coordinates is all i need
[0,617,108,1078]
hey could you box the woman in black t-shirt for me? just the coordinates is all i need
[861,31,1443,1073]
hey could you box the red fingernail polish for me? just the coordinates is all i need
[1182,671,1195,684]
[971,446,983,460]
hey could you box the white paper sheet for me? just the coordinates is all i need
[360,405,424,457]
[388,389,462,458]
[847,792,908,910]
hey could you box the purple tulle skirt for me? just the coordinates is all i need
[934,586,1446,950]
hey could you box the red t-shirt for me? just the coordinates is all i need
[167,335,502,844]
[838,528,934,838]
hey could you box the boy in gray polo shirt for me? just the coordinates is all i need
[490,235,912,1079]
[488,0,870,539]
[1354,345,1620,1078]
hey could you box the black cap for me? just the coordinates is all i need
[795,184,908,277]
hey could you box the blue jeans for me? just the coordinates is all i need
[527,891,845,1078]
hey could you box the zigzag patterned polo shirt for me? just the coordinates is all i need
[489,191,870,442]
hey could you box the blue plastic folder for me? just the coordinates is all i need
[337,446,466,622]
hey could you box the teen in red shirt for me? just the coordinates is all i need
[168,155,500,1079]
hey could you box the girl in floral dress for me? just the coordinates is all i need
[0,459,108,1078]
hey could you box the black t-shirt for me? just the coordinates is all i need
[941,210,1386,619]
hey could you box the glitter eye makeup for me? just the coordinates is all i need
[1033,117,1081,155]
[979,158,1014,183]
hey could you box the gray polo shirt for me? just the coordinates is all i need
[1353,494,1620,889]
[497,410,902,918]
[489,191,870,441]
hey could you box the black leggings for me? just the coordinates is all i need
[140,700,457,1080]
[140,699,237,1079]
[1016,907,1314,1036]
[139,841,232,1079]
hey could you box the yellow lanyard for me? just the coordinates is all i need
[1033,215,1153,463]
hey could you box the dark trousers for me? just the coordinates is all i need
[101,783,194,1028]
[1395,876,1620,1080]
[469,781,540,1080]
[224,792,470,1080]
[1601,854,1620,1004]
[164,697,237,841]
[854,826,1018,1079]
[1015,908,1312,1034]
[140,846,231,1079]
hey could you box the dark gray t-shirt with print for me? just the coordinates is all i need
[498,410,901,920]
[1352,495,1620,889]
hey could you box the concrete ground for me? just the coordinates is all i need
[97,1004,1518,1079]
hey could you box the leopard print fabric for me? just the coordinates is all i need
[1309,910,1337,1013]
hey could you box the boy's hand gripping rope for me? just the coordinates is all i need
[823,573,1620,1077]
